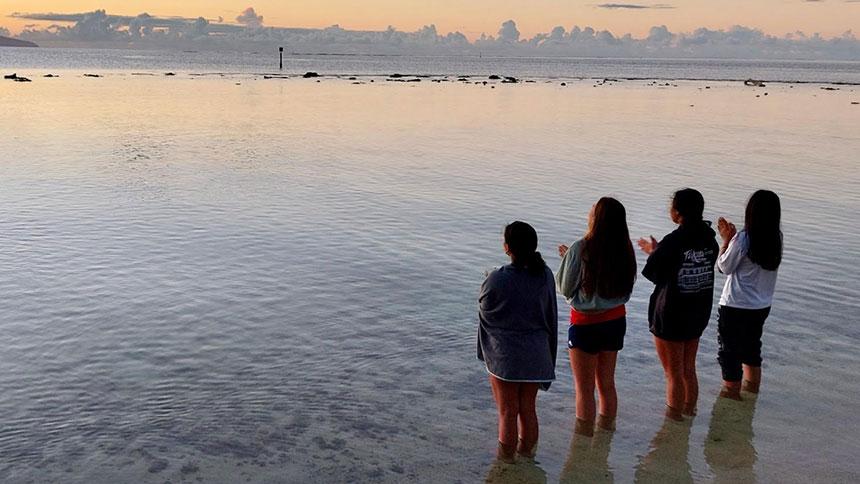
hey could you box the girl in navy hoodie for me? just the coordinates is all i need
[639,188,719,420]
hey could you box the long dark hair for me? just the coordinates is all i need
[672,188,705,224]
[745,190,782,271]
[504,221,546,277]
[581,198,637,298]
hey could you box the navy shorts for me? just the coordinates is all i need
[567,317,626,354]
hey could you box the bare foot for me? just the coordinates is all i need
[575,417,595,437]
[497,441,517,463]
[742,379,760,394]
[719,387,743,401]
[682,402,697,417]
[596,414,616,432]
[665,405,684,421]
[516,439,536,460]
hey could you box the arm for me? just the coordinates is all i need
[547,275,559,370]
[555,241,581,300]
[641,236,670,284]
[478,273,496,314]
[717,232,745,275]
[717,217,738,256]
[477,274,496,361]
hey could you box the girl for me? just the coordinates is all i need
[638,188,719,420]
[478,221,558,462]
[557,197,637,437]
[715,190,782,400]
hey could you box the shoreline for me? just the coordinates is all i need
[3,69,859,86]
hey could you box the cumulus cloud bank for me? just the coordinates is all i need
[596,4,675,9]
[236,7,264,28]
[8,9,860,60]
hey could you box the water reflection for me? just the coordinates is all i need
[634,417,694,484]
[559,430,614,483]
[485,457,547,484]
[704,395,758,483]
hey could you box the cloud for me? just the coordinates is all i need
[0,26,10,37]
[236,7,263,28]
[596,3,675,9]
[8,10,860,60]
[498,20,520,42]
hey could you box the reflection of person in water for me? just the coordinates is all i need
[484,457,547,484]
[559,430,614,484]
[704,395,758,483]
[634,417,694,484]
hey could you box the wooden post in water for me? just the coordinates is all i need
[279,47,284,70]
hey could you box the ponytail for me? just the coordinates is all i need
[672,188,705,224]
[504,221,546,277]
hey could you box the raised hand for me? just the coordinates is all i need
[637,236,658,255]
[717,217,737,242]
[558,244,569,257]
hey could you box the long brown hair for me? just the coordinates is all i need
[580,197,637,298]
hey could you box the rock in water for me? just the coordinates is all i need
[0,36,37,48]
[303,72,320,78]
[744,79,766,87]
[488,75,501,80]
[4,73,31,82]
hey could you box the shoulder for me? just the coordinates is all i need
[566,238,586,260]
[659,229,682,248]
[485,264,514,285]
[543,265,555,282]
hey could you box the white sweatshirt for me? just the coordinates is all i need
[717,230,779,309]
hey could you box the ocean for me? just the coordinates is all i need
[1,47,859,483]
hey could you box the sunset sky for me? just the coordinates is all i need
[3,0,859,39]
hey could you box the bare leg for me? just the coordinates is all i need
[489,376,519,462]
[654,336,685,421]
[517,383,540,457]
[570,349,598,436]
[742,365,761,393]
[682,338,700,416]
[595,351,619,430]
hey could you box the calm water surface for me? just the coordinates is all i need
[1,61,859,483]
[3,47,860,83]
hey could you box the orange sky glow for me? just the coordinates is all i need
[2,0,858,39]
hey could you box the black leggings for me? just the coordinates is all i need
[717,305,771,382]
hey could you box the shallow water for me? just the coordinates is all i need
[3,47,860,84]
[1,61,859,483]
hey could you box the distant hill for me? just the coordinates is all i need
[0,36,38,48]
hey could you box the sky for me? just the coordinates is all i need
[3,0,859,40]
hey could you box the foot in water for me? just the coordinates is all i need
[497,441,517,463]
[742,379,760,394]
[575,417,595,437]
